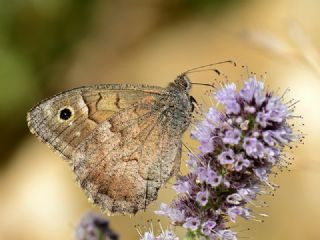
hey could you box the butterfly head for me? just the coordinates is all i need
[173,74,192,92]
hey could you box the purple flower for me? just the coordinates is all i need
[156,77,301,240]
[216,229,237,240]
[238,188,257,202]
[141,232,154,240]
[185,154,197,172]
[173,177,190,194]
[243,137,264,158]
[256,111,268,127]
[182,217,200,231]
[157,230,179,240]
[265,97,289,122]
[253,168,268,182]
[226,193,242,205]
[201,220,217,236]
[196,190,209,206]
[191,108,221,154]
[227,207,251,222]
[262,130,277,146]
[155,203,185,224]
[140,225,179,240]
[234,154,250,171]
[155,203,170,216]
[218,149,235,165]
[223,129,241,145]
[225,101,241,114]
[264,147,278,164]
[271,129,291,144]
[75,212,118,240]
[196,166,208,182]
[207,169,222,187]
[215,83,241,114]
[215,83,237,103]
[244,105,256,113]
[240,77,265,106]
[207,107,221,124]
[199,139,215,154]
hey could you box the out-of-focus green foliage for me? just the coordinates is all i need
[0,0,97,165]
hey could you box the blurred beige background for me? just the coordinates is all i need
[0,0,319,239]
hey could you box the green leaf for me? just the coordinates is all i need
[184,229,196,240]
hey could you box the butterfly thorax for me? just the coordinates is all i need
[164,74,193,134]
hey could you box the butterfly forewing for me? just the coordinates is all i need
[27,84,165,159]
[27,82,192,214]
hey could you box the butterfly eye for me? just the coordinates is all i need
[59,107,73,121]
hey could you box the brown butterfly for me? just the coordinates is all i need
[27,61,231,215]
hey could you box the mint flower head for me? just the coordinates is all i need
[138,221,179,240]
[156,76,302,240]
[139,229,179,240]
[75,212,118,240]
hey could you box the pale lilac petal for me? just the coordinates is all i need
[218,149,235,164]
[223,128,241,145]
[196,190,209,206]
[243,137,265,158]
[201,220,217,236]
[182,217,200,231]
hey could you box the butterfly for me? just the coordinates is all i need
[27,61,232,214]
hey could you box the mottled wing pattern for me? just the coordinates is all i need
[74,104,182,214]
[27,84,184,214]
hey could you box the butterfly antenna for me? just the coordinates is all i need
[183,60,236,74]
[191,82,215,88]
[183,60,236,88]
[187,68,221,75]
